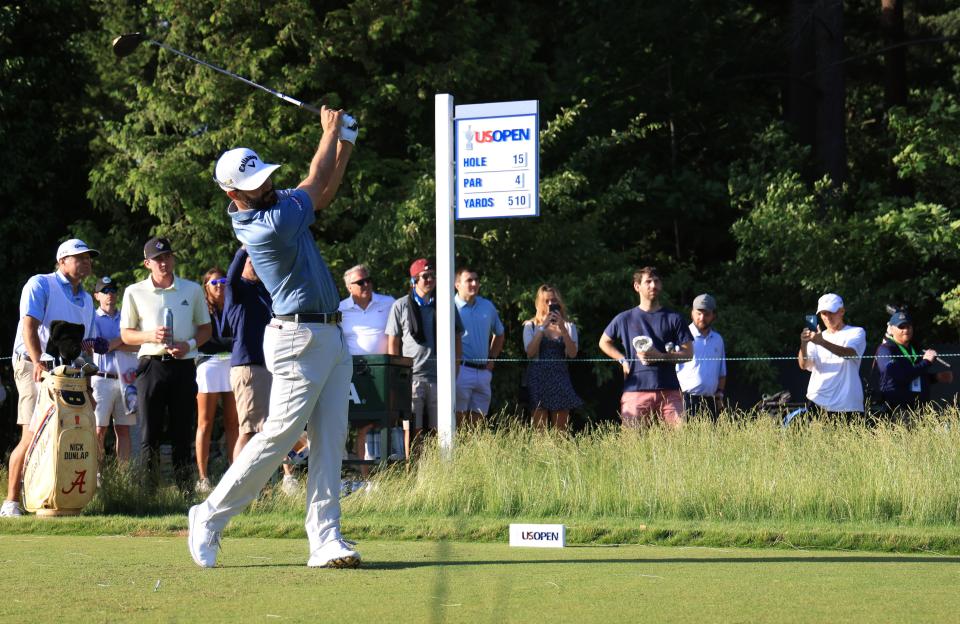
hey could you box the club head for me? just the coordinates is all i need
[112,33,146,58]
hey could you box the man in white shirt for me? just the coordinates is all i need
[337,264,394,468]
[676,293,726,420]
[798,293,866,416]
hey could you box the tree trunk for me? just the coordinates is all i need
[881,0,907,109]
[814,0,847,186]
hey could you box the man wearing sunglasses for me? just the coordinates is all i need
[338,264,395,470]
[386,259,464,458]
[91,276,141,465]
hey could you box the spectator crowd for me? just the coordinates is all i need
[0,240,953,518]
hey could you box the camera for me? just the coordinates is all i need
[804,314,818,332]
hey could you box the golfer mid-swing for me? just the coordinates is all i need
[189,106,359,568]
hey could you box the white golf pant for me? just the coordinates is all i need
[196,320,351,553]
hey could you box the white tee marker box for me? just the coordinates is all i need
[509,523,566,548]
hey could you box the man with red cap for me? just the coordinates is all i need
[386,259,463,457]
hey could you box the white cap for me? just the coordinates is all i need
[816,293,844,314]
[56,238,99,261]
[214,147,281,191]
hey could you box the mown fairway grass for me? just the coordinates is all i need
[4,411,960,553]
[1,534,959,623]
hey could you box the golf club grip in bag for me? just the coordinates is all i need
[22,368,98,516]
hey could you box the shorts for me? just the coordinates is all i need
[13,357,38,426]
[620,390,684,428]
[91,376,136,427]
[196,356,232,393]
[455,365,492,415]
[230,364,272,434]
[409,377,439,430]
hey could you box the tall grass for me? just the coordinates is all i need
[5,409,960,527]
[344,410,960,525]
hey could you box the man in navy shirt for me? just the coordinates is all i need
[189,107,359,569]
[599,266,693,428]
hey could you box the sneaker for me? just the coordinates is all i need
[187,505,220,568]
[280,475,298,496]
[195,478,212,495]
[0,500,23,517]
[307,538,361,568]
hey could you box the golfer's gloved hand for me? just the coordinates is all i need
[340,113,359,145]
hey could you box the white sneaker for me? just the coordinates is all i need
[187,505,220,568]
[0,500,23,517]
[307,538,361,568]
[280,475,298,495]
[195,478,212,495]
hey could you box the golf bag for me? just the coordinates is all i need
[21,320,100,516]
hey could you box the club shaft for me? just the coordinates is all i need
[148,40,321,114]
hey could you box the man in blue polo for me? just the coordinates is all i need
[454,266,505,425]
[1,238,99,517]
[189,106,359,569]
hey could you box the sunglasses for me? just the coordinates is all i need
[419,272,436,281]
[99,287,118,294]
[351,278,371,287]
[208,278,227,286]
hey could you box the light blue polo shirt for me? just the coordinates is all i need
[228,188,339,315]
[676,323,727,396]
[455,294,504,363]
[20,270,88,319]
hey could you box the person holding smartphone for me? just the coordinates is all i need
[798,293,867,417]
[522,285,582,430]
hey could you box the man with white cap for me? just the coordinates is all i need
[798,293,867,416]
[1,238,100,517]
[676,293,726,420]
[189,106,359,568]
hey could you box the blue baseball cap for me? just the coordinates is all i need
[888,311,912,327]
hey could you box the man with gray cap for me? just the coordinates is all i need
[676,293,726,420]
[2,238,100,517]
[189,106,360,569]
[798,293,867,416]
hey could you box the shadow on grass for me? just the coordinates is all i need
[352,555,960,570]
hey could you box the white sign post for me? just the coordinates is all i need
[435,96,539,454]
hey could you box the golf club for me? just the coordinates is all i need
[112,32,343,120]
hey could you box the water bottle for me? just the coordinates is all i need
[364,428,381,460]
[123,383,138,414]
[285,432,310,465]
[158,443,174,480]
[162,306,174,346]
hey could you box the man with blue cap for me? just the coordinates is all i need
[875,309,953,415]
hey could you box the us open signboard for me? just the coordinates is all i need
[509,523,566,548]
[454,100,539,219]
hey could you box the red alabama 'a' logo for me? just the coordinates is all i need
[62,470,87,495]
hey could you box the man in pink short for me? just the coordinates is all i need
[599,266,693,428]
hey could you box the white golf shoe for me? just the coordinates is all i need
[0,500,23,517]
[187,505,221,568]
[307,538,361,568]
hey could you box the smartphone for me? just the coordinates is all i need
[804,314,818,332]
[548,303,561,323]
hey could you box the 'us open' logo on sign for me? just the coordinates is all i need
[509,523,566,548]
